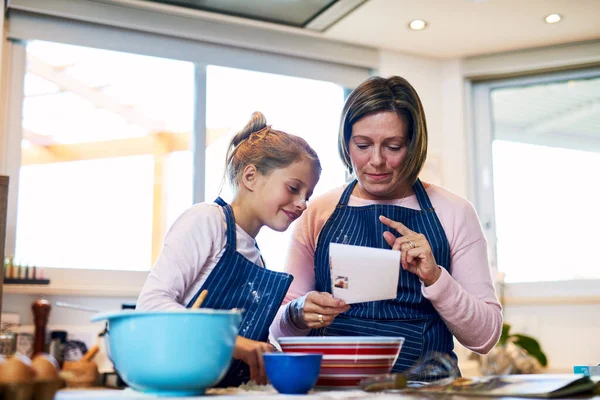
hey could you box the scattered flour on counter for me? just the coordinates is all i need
[208,382,276,396]
[207,385,406,399]
[110,385,407,399]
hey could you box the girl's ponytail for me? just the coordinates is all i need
[231,112,267,147]
[223,111,321,193]
[224,112,267,190]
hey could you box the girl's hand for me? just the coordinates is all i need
[233,336,275,385]
[379,215,442,286]
[301,291,350,329]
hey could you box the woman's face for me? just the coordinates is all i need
[349,110,410,200]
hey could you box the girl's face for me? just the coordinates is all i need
[254,159,320,232]
[349,111,410,200]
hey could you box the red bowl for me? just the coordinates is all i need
[278,336,404,388]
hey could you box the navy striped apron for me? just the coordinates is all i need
[310,180,456,373]
[186,197,293,387]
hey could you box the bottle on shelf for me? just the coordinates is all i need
[8,255,14,279]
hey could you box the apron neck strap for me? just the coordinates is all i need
[338,180,358,206]
[337,178,432,211]
[214,197,237,249]
[413,179,433,211]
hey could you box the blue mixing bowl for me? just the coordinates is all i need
[91,309,242,396]
[264,353,322,394]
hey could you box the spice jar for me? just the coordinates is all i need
[0,332,16,356]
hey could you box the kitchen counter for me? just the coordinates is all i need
[55,387,600,400]
[55,386,409,399]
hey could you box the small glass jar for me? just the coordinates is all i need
[0,332,17,356]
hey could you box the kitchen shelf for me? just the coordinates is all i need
[4,278,50,285]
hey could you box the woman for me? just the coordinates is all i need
[270,76,502,373]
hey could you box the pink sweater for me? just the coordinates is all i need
[270,182,502,354]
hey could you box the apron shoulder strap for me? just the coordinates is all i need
[339,179,433,212]
[214,197,237,249]
[338,180,358,206]
[413,179,434,212]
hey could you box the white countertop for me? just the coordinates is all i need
[55,387,413,400]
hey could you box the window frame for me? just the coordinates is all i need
[3,41,198,296]
[471,66,600,298]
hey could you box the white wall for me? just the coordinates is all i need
[504,303,600,371]
[440,60,469,199]
[0,6,5,73]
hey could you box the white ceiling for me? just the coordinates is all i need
[323,0,600,59]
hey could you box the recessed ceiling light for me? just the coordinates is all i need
[409,19,427,30]
[545,13,562,24]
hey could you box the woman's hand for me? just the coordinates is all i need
[301,291,350,329]
[233,336,275,385]
[379,215,442,286]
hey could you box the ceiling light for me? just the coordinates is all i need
[409,19,427,30]
[545,13,562,24]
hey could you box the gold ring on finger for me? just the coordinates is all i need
[407,240,416,249]
[318,314,324,324]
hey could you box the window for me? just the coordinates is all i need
[11,46,348,274]
[473,70,600,283]
[14,41,195,271]
[205,65,346,271]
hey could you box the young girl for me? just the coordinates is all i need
[137,112,321,387]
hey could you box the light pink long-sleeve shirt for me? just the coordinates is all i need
[270,182,502,354]
[137,202,261,311]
